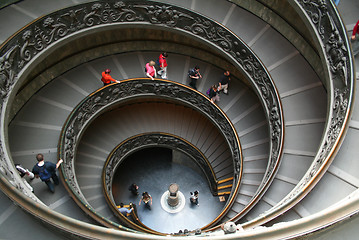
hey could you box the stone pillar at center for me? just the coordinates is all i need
[167,183,179,207]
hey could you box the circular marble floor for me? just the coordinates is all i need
[112,147,226,233]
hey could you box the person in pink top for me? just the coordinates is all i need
[157,52,168,79]
[145,61,157,80]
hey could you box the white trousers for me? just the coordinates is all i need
[158,67,167,79]
[219,83,228,94]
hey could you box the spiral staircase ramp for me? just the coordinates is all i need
[0,0,358,239]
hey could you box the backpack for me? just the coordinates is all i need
[188,69,195,77]
[38,165,52,181]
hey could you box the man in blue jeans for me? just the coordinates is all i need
[117,203,133,216]
[32,153,63,193]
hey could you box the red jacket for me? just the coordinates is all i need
[101,72,117,84]
[352,20,359,38]
[159,54,167,68]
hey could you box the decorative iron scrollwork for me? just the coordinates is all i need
[286,0,352,197]
[59,79,242,228]
[103,133,218,200]
[300,0,349,88]
[1,0,284,222]
[245,0,354,226]
[134,4,193,26]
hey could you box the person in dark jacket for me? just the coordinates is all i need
[188,66,202,90]
[32,153,63,193]
[128,183,139,195]
[218,70,231,94]
[190,190,199,206]
[208,84,220,104]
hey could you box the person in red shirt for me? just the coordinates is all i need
[352,20,359,40]
[157,52,168,79]
[101,69,120,86]
[352,20,359,56]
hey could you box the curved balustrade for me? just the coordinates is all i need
[59,78,242,230]
[103,132,225,231]
[103,133,218,197]
[0,1,283,232]
[4,0,356,238]
[127,203,148,229]
[241,0,355,228]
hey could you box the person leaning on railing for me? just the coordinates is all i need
[221,221,244,234]
[101,68,120,86]
[15,164,35,192]
[145,61,157,80]
[117,203,133,217]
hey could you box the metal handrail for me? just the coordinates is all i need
[0,2,283,216]
[102,132,221,232]
[58,78,242,232]
[103,132,218,195]
[241,0,355,228]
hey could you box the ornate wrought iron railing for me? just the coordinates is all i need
[103,133,220,231]
[103,132,218,196]
[59,78,242,231]
[241,0,355,228]
[0,0,288,237]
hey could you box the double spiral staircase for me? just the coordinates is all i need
[0,0,358,239]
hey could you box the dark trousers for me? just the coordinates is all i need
[190,197,198,205]
[145,202,151,210]
[44,173,59,193]
[130,189,138,195]
[189,78,197,90]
